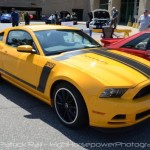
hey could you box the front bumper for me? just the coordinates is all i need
[89,95,150,128]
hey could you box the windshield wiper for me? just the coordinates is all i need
[83,44,101,48]
[45,51,65,56]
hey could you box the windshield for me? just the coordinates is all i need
[35,29,101,55]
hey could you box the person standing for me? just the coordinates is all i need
[24,12,30,25]
[54,11,59,24]
[21,12,25,22]
[11,8,19,27]
[110,7,119,29]
[138,9,150,31]
[48,14,55,24]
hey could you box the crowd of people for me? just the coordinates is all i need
[107,6,150,32]
[46,11,77,25]
[2,7,150,32]
[10,8,32,27]
[9,9,77,27]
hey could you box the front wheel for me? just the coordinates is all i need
[53,82,89,128]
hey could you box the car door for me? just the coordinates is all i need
[0,32,5,69]
[3,30,40,87]
[120,33,150,60]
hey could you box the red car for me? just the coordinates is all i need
[102,31,150,61]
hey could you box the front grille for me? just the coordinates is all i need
[136,109,150,120]
[95,21,106,25]
[133,85,150,99]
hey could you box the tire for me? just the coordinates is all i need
[53,82,89,128]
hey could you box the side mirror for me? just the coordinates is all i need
[17,45,36,53]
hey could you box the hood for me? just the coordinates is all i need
[54,49,149,87]
[88,10,110,20]
[93,11,110,19]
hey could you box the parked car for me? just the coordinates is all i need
[103,31,150,61]
[0,25,150,129]
[86,9,110,29]
[0,14,11,23]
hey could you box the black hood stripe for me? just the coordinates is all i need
[91,49,150,78]
[53,49,150,78]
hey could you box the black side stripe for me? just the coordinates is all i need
[0,62,55,93]
[91,49,150,78]
[0,68,36,89]
[37,62,55,92]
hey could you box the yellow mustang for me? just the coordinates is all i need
[0,25,149,128]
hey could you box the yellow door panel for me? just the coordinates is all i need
[16,53,40,86]
[2,45,20,76]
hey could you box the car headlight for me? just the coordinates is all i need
[100,88,128,98]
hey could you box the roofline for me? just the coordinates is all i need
[0,24,80,32]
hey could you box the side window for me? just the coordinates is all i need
[6,30,33,47]
[121,33,150,50]
[63,32,91,45]
[0,32,4,41]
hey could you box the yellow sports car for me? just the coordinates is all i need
[0,25,150,128]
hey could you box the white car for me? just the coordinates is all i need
[86,9,110,29]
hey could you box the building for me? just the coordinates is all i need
[0,0,150,23]
[91,0,150,24]
[0,0,91,21]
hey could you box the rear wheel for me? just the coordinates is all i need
[53,82,88,128]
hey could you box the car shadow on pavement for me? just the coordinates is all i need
[0,80,149,150]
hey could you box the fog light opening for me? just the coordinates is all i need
[112,114,126,120]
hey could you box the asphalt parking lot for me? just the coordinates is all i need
[0,22,150,150]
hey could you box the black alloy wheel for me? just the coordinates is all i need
[53,82,89,128]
